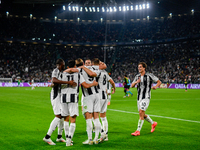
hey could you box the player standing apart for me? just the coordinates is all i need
[184,79,188,92]
[98,69,116,141]
[61,60,98,146]
[17,78,21,87]
[31,78,35,90]
[43,59,76,145]
[123,75,133,98]
[131,62,161,136]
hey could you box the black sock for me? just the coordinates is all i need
[57,135,62,139]
[45,134,50,139]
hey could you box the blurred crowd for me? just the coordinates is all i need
[0,43,113,82]
[0,14,200,83]
[0,39,199,83]
[111,40,200,83]
[0,13,200,43]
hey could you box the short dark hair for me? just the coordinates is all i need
[124,75,127,77]
[56,58,64,65]
[76,58,84,67]
[138,62,147,69]
[85,58,91,62]
[68,60,76,68]
[92,58,100,65]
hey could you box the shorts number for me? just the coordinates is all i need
[103,75,107,85]
[142,102,146,107]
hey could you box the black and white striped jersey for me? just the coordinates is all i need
[80,65,100,97]
[97,70,111,91]
[132,73,159,101]
[51,68,61,99]
[61,72,85,103]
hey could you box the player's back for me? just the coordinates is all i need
[81,66,96,84]
[61,72,80,94]
[80,66,99,97]
[98,70,111,91]
[61,72,80,103]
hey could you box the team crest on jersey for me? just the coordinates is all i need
[84,105,87,109]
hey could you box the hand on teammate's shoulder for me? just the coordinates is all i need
[93,81,98,86]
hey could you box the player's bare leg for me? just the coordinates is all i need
[123,89,129,98]
[126,89,133,96]
[132,110,157,136]
[131,110,145,136]
[144,114,157,132]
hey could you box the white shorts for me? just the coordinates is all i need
[83,94,100,114]
[61,103,79,117]
[137,99,150,111]
[51,93,61,115]
[100,99,108,113]
[81,94,84,106]
[99,90,107,100]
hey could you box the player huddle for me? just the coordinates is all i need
[43,58,162,146]
[43,58,116,146]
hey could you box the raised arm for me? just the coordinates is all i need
[79,66,97,77]
[52,77,77,87]
[81,81,98,88]
[64,68,79,73]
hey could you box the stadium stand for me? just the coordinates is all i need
[0,14,199,83]
[0,13,200,42]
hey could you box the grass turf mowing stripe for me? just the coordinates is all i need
[107,108,200,124]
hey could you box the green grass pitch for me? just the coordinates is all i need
[0,87,199,150]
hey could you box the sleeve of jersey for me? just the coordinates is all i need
[77,68,81,72]
[52,69,58,78]
[79,74,86,84]
[149,73,159,82]
[107,73,112,81]
[93,69,100,77]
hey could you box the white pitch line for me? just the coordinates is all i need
[107,108,200,124]
[111,98,200,101]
